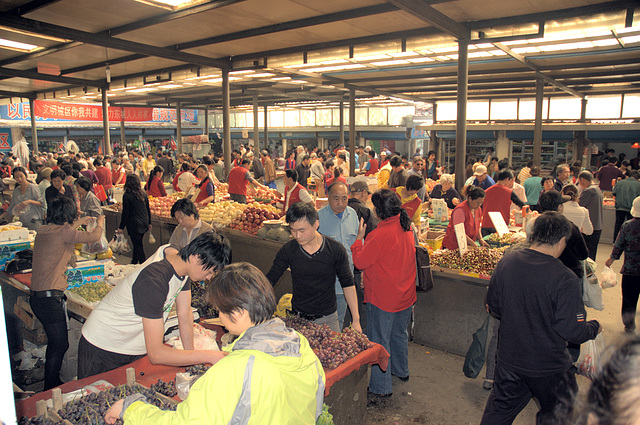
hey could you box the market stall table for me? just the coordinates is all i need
[15,340,389,425]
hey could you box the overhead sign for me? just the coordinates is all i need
[0,102,198,124]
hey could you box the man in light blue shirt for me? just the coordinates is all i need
[318,181,359,330]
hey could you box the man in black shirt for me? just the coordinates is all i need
[295,155,311,188]
[480,212,601,425]
[156,151,174,182]
[266,202,361,333]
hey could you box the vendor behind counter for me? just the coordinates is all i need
[442,186,489,250]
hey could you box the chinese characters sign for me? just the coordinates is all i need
[0,101,197,124]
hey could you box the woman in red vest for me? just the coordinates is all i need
[194,164,215,206]
[144,165,166,198]
[442,186,489,250]
[285,151,296,170]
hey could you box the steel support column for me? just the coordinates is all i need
[253,93,259,152]
[204,106,209,139]
[176,101,182,156]
[339,100,345,146]
[533,77,544,167]
[28,98,38,155]
[454,39,468,190]
[263,106,268,151]
[349,89,356,176]
[120,108,126,151]
[222,70,231,177]
[101,89,111,156]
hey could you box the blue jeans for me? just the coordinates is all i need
[336,293,347,331]
[367,303,412,395]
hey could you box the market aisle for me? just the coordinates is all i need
[365,242,630,424]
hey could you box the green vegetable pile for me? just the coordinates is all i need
[69,281,112,303]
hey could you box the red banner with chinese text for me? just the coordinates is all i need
[34,100,153,122]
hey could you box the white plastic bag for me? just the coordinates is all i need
[583,261,604,311]
[600,266,618,289]
[108,234,130,254]
[82,219,109,254]
[576,333,605,380]
[148,232,156,244]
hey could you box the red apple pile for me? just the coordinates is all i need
[254,188,279,202]
[228,206,284,235]
[149,196,176,218]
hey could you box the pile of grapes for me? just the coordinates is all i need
[56,383,176,425]
[431,247,505,276]
[191,282,217,319]
[282,316,373,370]
[150,379,177,397]
[68,281,113,303]
[184,363,210,377]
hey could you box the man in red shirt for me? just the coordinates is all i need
[227,159,267,203]
[481,170,526,236]
[93,158,113,202]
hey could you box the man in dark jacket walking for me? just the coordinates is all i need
[480,212,601,425]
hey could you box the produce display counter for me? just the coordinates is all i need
[15,340,389,425]
[413,268,494,357]
[102,208,293,300]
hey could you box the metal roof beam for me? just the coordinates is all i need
[0,14,231,69]
[0,66,105,87]
[0,89,36,99]
[387,0,470,39]
[0,0,243,67]
[6,0,63,15]
[492,42,585,98]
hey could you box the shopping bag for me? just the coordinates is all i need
[148,232,156,244]
[575,333,605,380]
[463,314,491,378]
[109,234,131,254]
[415,245,434,292]
[582,261,604,311]
[82,219,109,254]
[600,266,618,289]
[93,184,107,202]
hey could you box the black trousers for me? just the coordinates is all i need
[480,364,577,425]
[614,210,632,243]
[29,296,68,390]
[77,336,145,379]
[583,230,602,261]
[343,272,367,335]
[129,231,146,264]
[621,274,640,330]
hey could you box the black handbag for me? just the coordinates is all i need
[414,229,434,292]
[463,314,491,378]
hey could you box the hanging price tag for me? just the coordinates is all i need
[454,222,468,256]
[488,211,510,237]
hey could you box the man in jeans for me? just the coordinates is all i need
[612,170,640,242]
[318,181,359,330]
[266,202,361,333]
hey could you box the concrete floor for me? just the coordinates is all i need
[363,242,633,424]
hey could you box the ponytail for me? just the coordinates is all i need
[398,207,411,232]
[371,188,412,232]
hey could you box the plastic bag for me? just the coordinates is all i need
[109,234,130,254]
[82,219,109,254]
[600,266,618,289]
[576,333,605,380]
[583,261,604,311]
[148,232,156,244]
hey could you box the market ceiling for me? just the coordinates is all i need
[0,0,638,111]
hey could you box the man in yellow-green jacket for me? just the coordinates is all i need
[105,263,325,425]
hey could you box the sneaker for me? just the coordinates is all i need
[625,326,636,334]
[367,391,393,408]
[392,374,410,382]
[483,379,494,390]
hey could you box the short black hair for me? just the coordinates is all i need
[171,198,199,220]
[630,170,640,180]
[285,202,318,226]
[369,150,376,158]
[466,185,486,200]
[529,211,572,246]
[51,169,66,180]
[202,156,213,166]
[389,155,403,167]
[578,170,594,182]
[497,158,510,170]
[284,169,298,182]
[406,174,425,191]
[179,231,231,272]
[602,159,610,166]
[302,155,310,162]
[325,160,334,168]
[530,166,541,176]
[180,162,190,172]
[338,153,346,161]
[205,262,276,325]
[537,190,563,212]
[93,158,102,167]
[496,170,514,182]
[46,196,77,225]
[241,159,251,166]
[75,176,92,192]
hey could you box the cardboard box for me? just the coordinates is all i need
[14,303,36,330]
[0,240,31,270]
[20,326,46,345]
[65,262,106,289]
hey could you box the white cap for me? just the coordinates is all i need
[631,196,640,218]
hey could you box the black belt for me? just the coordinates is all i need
[289,309,326,321]
[30,290,65,299]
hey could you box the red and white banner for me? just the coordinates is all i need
[34,100,153,122]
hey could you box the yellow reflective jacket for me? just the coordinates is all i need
[124,318,325,425]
